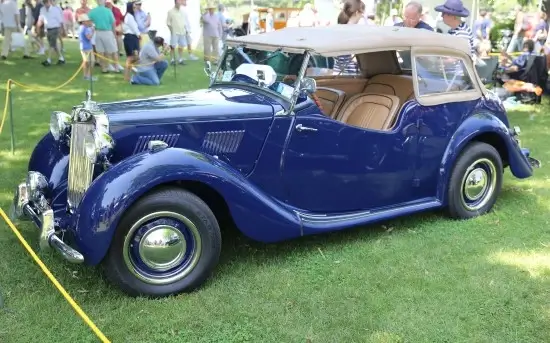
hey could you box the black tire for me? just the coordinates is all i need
[447,142,503,219]
[104,187,221,298]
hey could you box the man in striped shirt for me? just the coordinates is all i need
[435,0,475,56]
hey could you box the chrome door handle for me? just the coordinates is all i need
[295,124,318,132]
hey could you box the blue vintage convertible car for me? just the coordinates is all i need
[11,25,540,297]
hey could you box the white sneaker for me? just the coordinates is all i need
[107,65,116,72]
[116,64,124,72]
[188,54,198,61]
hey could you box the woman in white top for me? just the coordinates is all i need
[122,1,140,81]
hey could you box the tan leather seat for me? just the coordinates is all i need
[336,93,400,131]
[363,74,415,104]
[314,87,346,118]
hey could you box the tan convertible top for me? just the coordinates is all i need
[226,25,472,57]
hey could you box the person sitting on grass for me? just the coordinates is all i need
[130,36,168,85]
[499,39,536,79]
[78,13,96,81]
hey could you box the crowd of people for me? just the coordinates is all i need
[285,0,547,83]
[0,0,204,85]
[1,0,548,87]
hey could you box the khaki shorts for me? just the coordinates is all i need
[203,36,220,62]
[95,30,117,54]
[81,50,95,64]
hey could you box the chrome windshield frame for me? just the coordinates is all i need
[285,50,311,116]
[208,46,311,109]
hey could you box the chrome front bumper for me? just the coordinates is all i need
[10,172,84,264]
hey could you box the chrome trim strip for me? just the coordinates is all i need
[296,200,441,224]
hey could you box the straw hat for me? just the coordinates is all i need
[206,1,216,9]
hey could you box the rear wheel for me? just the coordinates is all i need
[104,187,221,297]
[447,142,503,219]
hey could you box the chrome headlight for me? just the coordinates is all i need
[26,171,48,202]
[49,111,72,141]
[84,129,114,163]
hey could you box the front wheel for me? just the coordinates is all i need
[104,187,221,297]
[447,142,503,219]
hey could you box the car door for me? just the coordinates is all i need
[410,49,484,200]
[281,104,420,213]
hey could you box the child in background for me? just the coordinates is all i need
[78,14,96,81]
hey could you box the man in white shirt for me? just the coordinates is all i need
[37,0,65,66]
[1,0,32,59]
[166,0,188,65]
[179,0,197,60]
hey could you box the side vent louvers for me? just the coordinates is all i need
[201,130,245,155]
[133,134,180,154]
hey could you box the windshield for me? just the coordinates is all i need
[213,47,334,100]
[214,47,312,100]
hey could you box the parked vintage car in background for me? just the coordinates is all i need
[11,25,540,297]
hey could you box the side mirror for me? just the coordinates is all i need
[300,77,317,94]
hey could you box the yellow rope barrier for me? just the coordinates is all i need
[10,64,84,92]
[0,208,111,343]
[0,64,83,136]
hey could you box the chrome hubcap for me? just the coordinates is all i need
[138,225,187,272]
[123,211,202,285]
[460,158,497,211]
[464,168,488,201]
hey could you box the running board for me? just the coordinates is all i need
[296,199,442,233]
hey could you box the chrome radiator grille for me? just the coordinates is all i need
[67,122,95,208]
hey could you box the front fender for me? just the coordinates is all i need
[437,112,533,203]
[74,147,302,265]
[28,133,70,218]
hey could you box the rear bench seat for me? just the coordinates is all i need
[362,74,415,104]
[312,74,415,127]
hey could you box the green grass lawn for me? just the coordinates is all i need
[1,40,550,343]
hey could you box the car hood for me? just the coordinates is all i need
[100,87,278,125]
